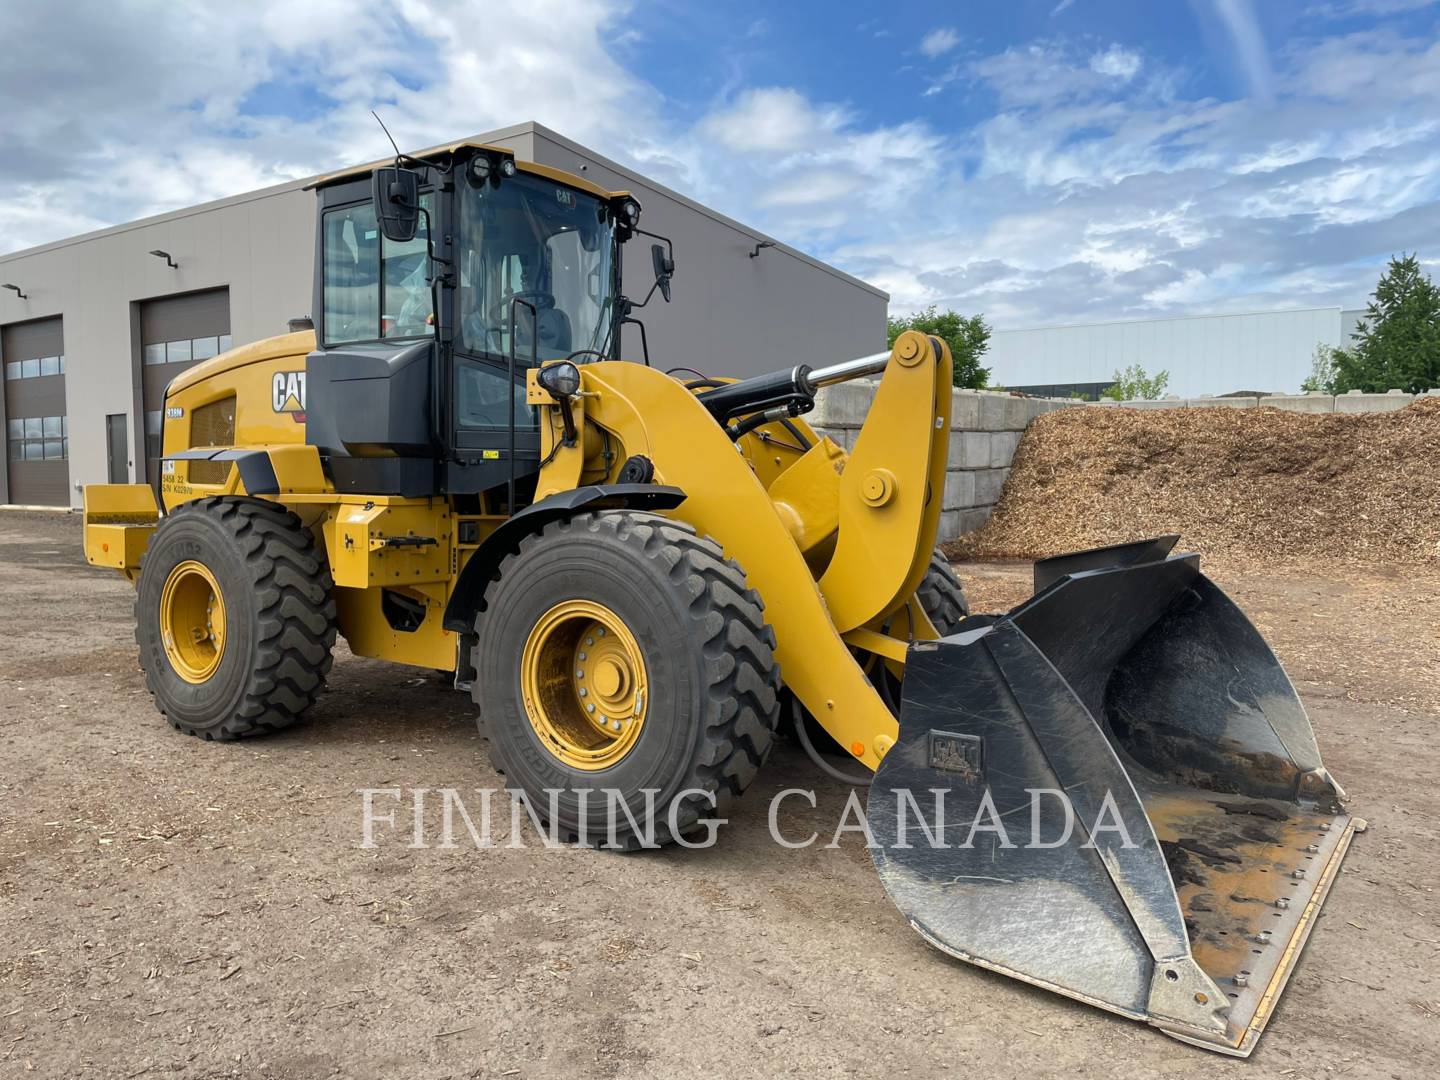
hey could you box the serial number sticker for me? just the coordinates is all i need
[481,449,500,460]
[161,460,177,475]
[164,406,184,419]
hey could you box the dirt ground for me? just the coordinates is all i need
[1,512,1437,1080]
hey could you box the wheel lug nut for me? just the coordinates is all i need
[586,704,595,714]
[597,628,606,637]
[585,638,594,646]
[578,651,587,660]
[576,670,584,679]
[579,688,587,697]
[611,719,621,731]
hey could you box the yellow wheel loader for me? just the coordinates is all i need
[82,140,1362,1056]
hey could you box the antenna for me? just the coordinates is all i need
[371,110,403,165]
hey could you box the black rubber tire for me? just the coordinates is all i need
[916,548,970,635]
[472,510,780,848]
[135,497,337,739]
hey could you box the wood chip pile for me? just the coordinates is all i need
[948,397,1440,568]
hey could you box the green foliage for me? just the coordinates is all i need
[1100,364,1170,401]
[1327,254,1440,394]
[886,306,991,389]
[1301,344,1337,393]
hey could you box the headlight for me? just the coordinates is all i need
[621,199,641,226]
[469,155,492,182]
[538,361,581,398]
[499,158,517,177]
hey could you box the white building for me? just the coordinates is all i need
[988,307,1366,399]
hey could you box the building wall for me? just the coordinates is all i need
[0,122,883,507]
[988,307,1349,399]
[808,383,1080,542]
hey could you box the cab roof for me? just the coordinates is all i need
[306,140,626,202]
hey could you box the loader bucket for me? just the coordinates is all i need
[869,538,1362,1056]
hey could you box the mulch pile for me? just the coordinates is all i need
[947,397,1440,568]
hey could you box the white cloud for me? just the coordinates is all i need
[0,0,659,252]
[698,88,852,155]
[2,0,1438,335]
[1089,45,1142,80]
[1212,0,1276,102]
[919,27,961,58]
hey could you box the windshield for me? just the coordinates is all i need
[458,171,616,362]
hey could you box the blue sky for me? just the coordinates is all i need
[2,0,1438,327]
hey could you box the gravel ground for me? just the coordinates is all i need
[1,512,1437,1079]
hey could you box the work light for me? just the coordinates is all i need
[537,361,582,398]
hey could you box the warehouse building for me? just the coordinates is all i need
[0,121,886,507]
[988,306,1366,400]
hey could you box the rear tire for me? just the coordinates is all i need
[916,548,969,635]
[472,510,780,848]
[136,497,337,739]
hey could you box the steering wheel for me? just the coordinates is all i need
[489,291,557,326]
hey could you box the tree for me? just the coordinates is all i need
[886,307,991,389]
[1101,364,1170,401]
[1300,343,1337,393]
[1328,253,1440,394]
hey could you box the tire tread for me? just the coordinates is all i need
[137,497,337,740]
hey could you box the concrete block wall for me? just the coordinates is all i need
[807,381,1079,541]
[1093,388,1436,413]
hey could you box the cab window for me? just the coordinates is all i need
[322,195,434,345]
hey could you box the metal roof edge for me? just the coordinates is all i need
[993,306,1354,334]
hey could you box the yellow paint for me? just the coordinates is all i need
[818,331,951,632]
[159,332,320,510]
[528,366,591,499]
[333,582,456,671]
[544,344,956,769]
[82,484,158,575]
[159,560,227,683]
[764,436,844,558]
[84,280,952,769]
[322,498,452,590]
[520,599,648,770]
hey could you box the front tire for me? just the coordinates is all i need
[136,497,337,739]
[472,511,780,848]
[916,548,969,635]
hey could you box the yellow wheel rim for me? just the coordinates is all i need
[520,599,648,771]
[159,560,227,683]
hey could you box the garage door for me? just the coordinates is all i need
[3,316,69,506]
[140,288,231,484]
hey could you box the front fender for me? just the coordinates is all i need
[440,483,686,633]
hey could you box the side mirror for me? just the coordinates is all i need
[372,166,421,243]
[651,242,675,303]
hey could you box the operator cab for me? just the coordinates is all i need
[302,142,673,507]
